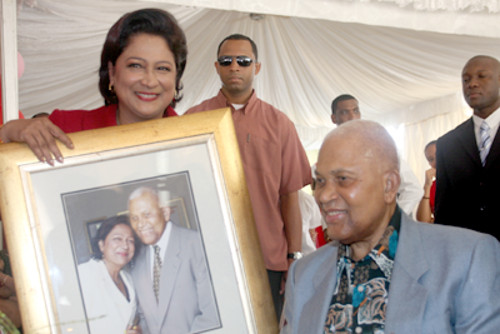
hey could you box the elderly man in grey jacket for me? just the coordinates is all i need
[281,120,500,334]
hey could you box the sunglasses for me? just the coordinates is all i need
[217,56,253,67]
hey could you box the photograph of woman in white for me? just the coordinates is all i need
[77,215,142,334]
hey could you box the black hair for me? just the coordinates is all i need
[331,94,357,115]
[424,140,437,152]
[92,214,140,260]
[217,33,258,61]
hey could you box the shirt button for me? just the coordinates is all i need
[355,326,362,333]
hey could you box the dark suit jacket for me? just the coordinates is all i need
[281,213,500,334]
[435,117,500,240]
[130,223,220,333]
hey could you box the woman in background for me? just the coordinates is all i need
[78,215,141,334]
[0,249,21,333]
[416,140,437,223]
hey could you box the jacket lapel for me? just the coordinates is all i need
[300,246,339,334]
[456,118,482,167]
[385,215,428,334]
[157,224,182,321]
[132,246,159,327]
[484,126,500,167]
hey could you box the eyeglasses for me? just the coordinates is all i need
[217,56,253,67]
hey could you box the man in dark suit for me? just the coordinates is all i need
[127,187,220,333]
[435,55,500,240]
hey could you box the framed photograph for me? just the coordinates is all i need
[69,173,195,264]
[0,109,278,333]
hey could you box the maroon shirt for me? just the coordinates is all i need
[187,90,311,270]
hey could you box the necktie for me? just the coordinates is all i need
[479,121,492,166]
[153,245,162,303]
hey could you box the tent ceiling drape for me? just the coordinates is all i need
[11,0,500,179]
[145,0,500,38]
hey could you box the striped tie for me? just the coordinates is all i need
[479,121,492,166]
[153,245,162,303]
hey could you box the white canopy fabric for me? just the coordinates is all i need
[13,0,500,183]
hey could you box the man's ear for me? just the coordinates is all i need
[331,113,338,125]
[214,61,220,75]
[384,170,400,203]
[254,61,261,76]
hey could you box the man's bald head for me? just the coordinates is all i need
[314,120,401,252]
[322,119,400,173]
[464,55,500,68]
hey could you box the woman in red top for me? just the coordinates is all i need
[0,8,186,165]
[416,140,437,223]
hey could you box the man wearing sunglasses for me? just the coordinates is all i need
[186,34,311,320]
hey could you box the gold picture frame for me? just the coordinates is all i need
[0,108,278,333]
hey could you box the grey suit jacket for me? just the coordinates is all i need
[131,223,220,334]
[281,213,500,334]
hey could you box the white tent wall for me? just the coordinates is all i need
[405,104,471,185]
[11,0,500,184]
[150,0,500,38]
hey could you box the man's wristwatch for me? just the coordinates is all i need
[287,251,303,260]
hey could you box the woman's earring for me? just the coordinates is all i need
[108,83,114,93]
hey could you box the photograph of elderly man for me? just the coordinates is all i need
[127,186,220,333]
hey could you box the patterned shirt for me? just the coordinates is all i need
[324,206,401,334]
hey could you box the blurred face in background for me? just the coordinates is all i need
[331,99,361,125]
[424,143,437,169]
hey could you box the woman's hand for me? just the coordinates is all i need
[424,168,436,188]
[0,118,73,165]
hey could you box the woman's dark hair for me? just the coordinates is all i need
[424,140,437,152]
[92,214,140,260]
[99,8,187,108]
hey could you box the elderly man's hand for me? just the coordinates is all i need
[0,118,73,165]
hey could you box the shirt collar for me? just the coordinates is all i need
[151,221,172,254]
[216,89,258,114]
[338,205,402,262]
[473,105,500,129]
